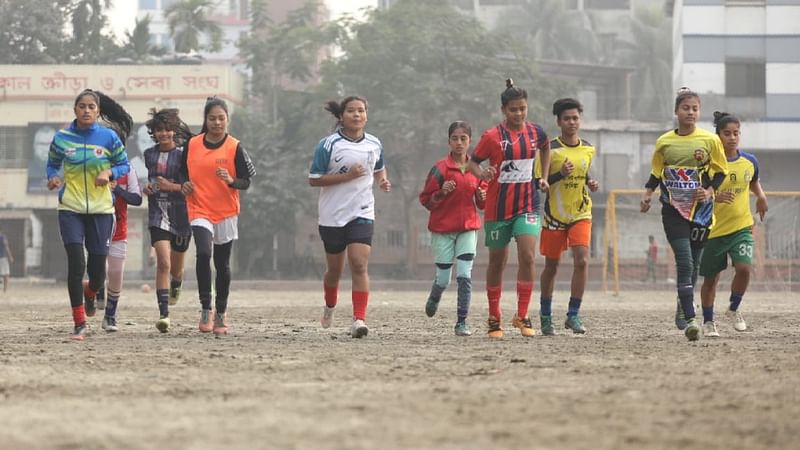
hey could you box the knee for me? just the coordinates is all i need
[350,258,369,275]
[735,265,751,278]
[573,254,588,271]
[518,250,535,268]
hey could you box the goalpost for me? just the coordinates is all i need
[603,189,800,295]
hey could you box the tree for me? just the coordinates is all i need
[494,0,604,64]
[0,0,71,63]
[234,0,337,277]
[164,0,222,53]
[67,0,120,63]
[120,14,166,62]
[318,0,563,275]
[615,3,673,120]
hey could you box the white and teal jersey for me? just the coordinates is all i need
[309,130,385,227]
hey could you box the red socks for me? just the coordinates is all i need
[516,281,533,318]
[324,283,339,308]
[487,285,502,319]
[352,291,368,321]
[72,305,86,326]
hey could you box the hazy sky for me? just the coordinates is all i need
[107,0,378,39]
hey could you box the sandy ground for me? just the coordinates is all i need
[0,285,798,450]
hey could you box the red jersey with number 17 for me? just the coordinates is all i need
[471,122,549,222]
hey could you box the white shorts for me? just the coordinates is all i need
[0,257,9,276]
[109,240,128,259]
[191,217,238,245]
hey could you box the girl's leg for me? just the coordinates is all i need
[192,226,214,312]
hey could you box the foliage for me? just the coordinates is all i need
[318,0,563,273]
[164,0,222,53]
[120,15,167,62]
[66,0,120,63]
[615,3,673,120]
[0,0,71,63]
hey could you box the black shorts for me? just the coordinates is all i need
[661,205,707,249]
[318,220,374,254]
[150,227,192,253]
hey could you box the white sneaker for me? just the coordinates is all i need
[321,306,335,329]
[703,321,720,337]
[726,309,747,332]
[351,319,368,338]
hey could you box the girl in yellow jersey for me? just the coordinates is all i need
[640,88,728,341]
[698,112,768,337]
[536,98,599,335]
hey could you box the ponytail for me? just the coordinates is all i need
[74,89,133,142]
[324,96,368,130]
[501,78,527,107]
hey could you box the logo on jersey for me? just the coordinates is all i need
[337,166,349,175]
[65,148,76,157]
[95,148,104,158]
[334,154,344,163]
[497,159,533,184]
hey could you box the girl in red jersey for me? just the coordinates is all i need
[468,79,551,338]
[181,97,256,335]
[100,167,142,332]
[419,121,487,336]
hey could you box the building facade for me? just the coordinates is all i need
[672,0,800,190]
[0,64,244,279]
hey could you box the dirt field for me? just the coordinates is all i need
[1,284,798,450]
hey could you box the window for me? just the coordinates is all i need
[162,0,177,9]
[138,0,157,9]
[726,61,766,97]
[0,127,27,168]
[240,0,249,20]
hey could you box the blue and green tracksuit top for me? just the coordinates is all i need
[46,121,130,215]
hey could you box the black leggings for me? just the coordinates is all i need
[65,244,106,308]
[192,226,234,314]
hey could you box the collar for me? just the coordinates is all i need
[444,152,469,169]
[338,129,365,143]
[557,136,581,148]
[726,150,741,162]
[69,120,99,134]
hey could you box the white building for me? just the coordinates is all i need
[672,0,800,190]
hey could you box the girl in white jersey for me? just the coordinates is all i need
[309,96,391,338]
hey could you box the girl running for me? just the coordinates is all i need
[143,108,193,333]
[309,96,391,338]
[698,111,768,337]
[100,167,142,332]
[537,98,599,335]
[46,89,131,340]
[419,121,486,336]
[640,87,728,341]
[181,97,255,335]
[468,79,551,338]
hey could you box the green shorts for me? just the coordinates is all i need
[484,213,541,249]
[431,230,478,264]
[699,228,754,277]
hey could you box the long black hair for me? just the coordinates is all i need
[324,96,368,130]
[501,78,527,107]
[74,89,133,141]
[201,97,229,134]
[713,111,740,135]
[145,108,193,145]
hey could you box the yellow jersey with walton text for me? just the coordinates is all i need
[651,128,728,226]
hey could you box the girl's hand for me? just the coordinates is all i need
[349,164,367,180]
[640,193,652,213]
[95,169,112,187]
[695,186,714,203]
[477,187,487,202]
[560,158,574,177]
[181,181,194,195]
[587,179,599,192]
[143,183,154,196]
[216,167,234,185]
[538,178,549,193]
[715,191,735,204]
[47,176,62,191]
[156,176,173,192]
[480,166,497,181]
[441,180,456,194]
[379,177,391,192]
[755,195,768,222]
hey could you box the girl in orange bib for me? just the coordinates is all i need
[181,97,256,335]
